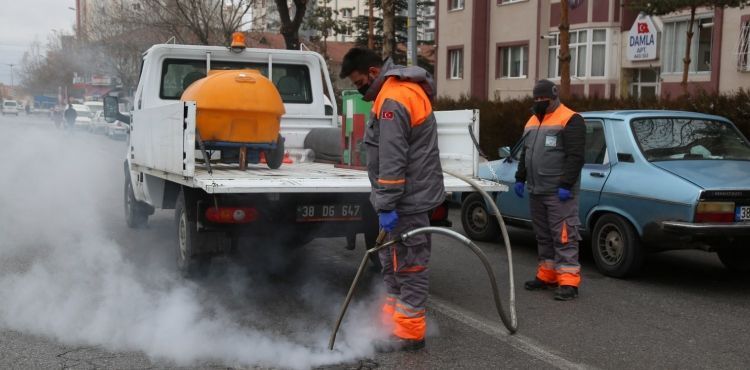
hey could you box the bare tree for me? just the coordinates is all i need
[559,0,571,99]
[382,0,395,58]
[275,0,308,50]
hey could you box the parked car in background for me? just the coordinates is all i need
[71,104,93,129]
[2,100,19,116]
[461,110,750,278]
[84,101,106,133]
[105,113,129,139]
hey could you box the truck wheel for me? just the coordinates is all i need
[175,190,210,278]
[460,192,500,241]
[592,214,644,278]
[124,177,149,228]
[266,135,285,169]
[716,241,750,273]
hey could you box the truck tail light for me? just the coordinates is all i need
[694,201,735,223]
[205,207,258,223]
[430,204,448,222]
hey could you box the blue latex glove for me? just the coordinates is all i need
[378,210,399,232]
[558,187,572,201]
[514,182,525,198]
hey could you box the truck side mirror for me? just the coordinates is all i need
[498,146,511,159]
[103,96,119,123]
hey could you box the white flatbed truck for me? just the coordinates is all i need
[105,44,505,276]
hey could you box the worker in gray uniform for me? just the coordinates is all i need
[340,47,444,351]
[514,79,586,301]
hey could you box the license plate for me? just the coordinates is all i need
[296,204,362,222]
[737,206,750,221]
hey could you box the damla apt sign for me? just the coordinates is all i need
[627,14,658,61]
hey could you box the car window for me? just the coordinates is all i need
[585,120,608,164]
[160,58,313,104]
[631,118,750,161]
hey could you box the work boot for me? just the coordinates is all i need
[524,278,557,291]
[554,285,579,301]
[374,335,426,353]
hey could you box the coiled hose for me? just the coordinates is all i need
[328,169,517,350]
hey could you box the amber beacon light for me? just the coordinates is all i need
[230,32,246,52]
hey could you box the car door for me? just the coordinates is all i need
[491,138,532,222]
[579,119,611,230]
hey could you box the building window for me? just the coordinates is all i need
[341,8,353,18]
[662,17,713,74]
[547,29,608,79]
[630,68,660,99]
[499,0,524,4]
[498,44,528,78]
[738,19,750,72]
[449,0,465,11]
[449,48,463,79]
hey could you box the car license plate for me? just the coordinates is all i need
[296,204,362,222]
[737,206,750,221]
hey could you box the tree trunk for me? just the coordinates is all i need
[559,0,571,99]
[681,5,697,95]
[382,0,395,58]
[368,0,374,49]
[277,0,308,50]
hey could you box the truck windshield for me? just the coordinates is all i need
[160,58,313,104]
[631,118,750,161]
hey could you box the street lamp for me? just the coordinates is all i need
[5,63,14,90]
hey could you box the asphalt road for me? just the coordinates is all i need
[1,113,748,369]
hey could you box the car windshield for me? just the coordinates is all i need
[4,102,17,107]
[631,118,750,161]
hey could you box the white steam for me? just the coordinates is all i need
[0,119,383,369]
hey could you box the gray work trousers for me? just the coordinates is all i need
[379,211,431,311]
[529,194,582,286]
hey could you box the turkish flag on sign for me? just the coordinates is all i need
[638,22,650,34]
[381,111,394,120]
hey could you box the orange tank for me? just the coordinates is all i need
[181,69,285,145]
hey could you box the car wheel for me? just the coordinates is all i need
[592,214,644,278]
[175,189,211,279]
[716,243,750,273]
[460,192,500,241]
[124,176,149,228]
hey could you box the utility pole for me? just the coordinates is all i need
[6,63,14,91]
[368,0,374,49]
[407,0,417,66]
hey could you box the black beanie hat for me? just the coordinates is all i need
[533,79,559,99]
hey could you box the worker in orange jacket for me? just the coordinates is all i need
[514,79,586,301]
[340,48,444,351]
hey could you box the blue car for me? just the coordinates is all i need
[461,110,750,277]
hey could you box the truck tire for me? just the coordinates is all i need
[124,176,149,228]
[460,192,500,242]
[175,189,211,278]
[266,135,285,169]
[592,214,644,278]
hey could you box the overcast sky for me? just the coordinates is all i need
[0,0,77,86]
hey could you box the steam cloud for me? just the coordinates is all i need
[0,120,383,369]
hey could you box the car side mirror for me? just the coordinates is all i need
[103,96,119,123]
[498,146,511,159]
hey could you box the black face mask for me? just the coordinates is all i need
[533,100,550,117]
[357,83,371,96]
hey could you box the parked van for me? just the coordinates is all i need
[2,100,19,116]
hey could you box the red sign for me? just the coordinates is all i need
[638,22,650,34]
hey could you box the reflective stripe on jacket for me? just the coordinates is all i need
[519,104,583,195]
[363,61,444,214]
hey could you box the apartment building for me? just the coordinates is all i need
[436,0,750,100]
[252,1,436,43]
